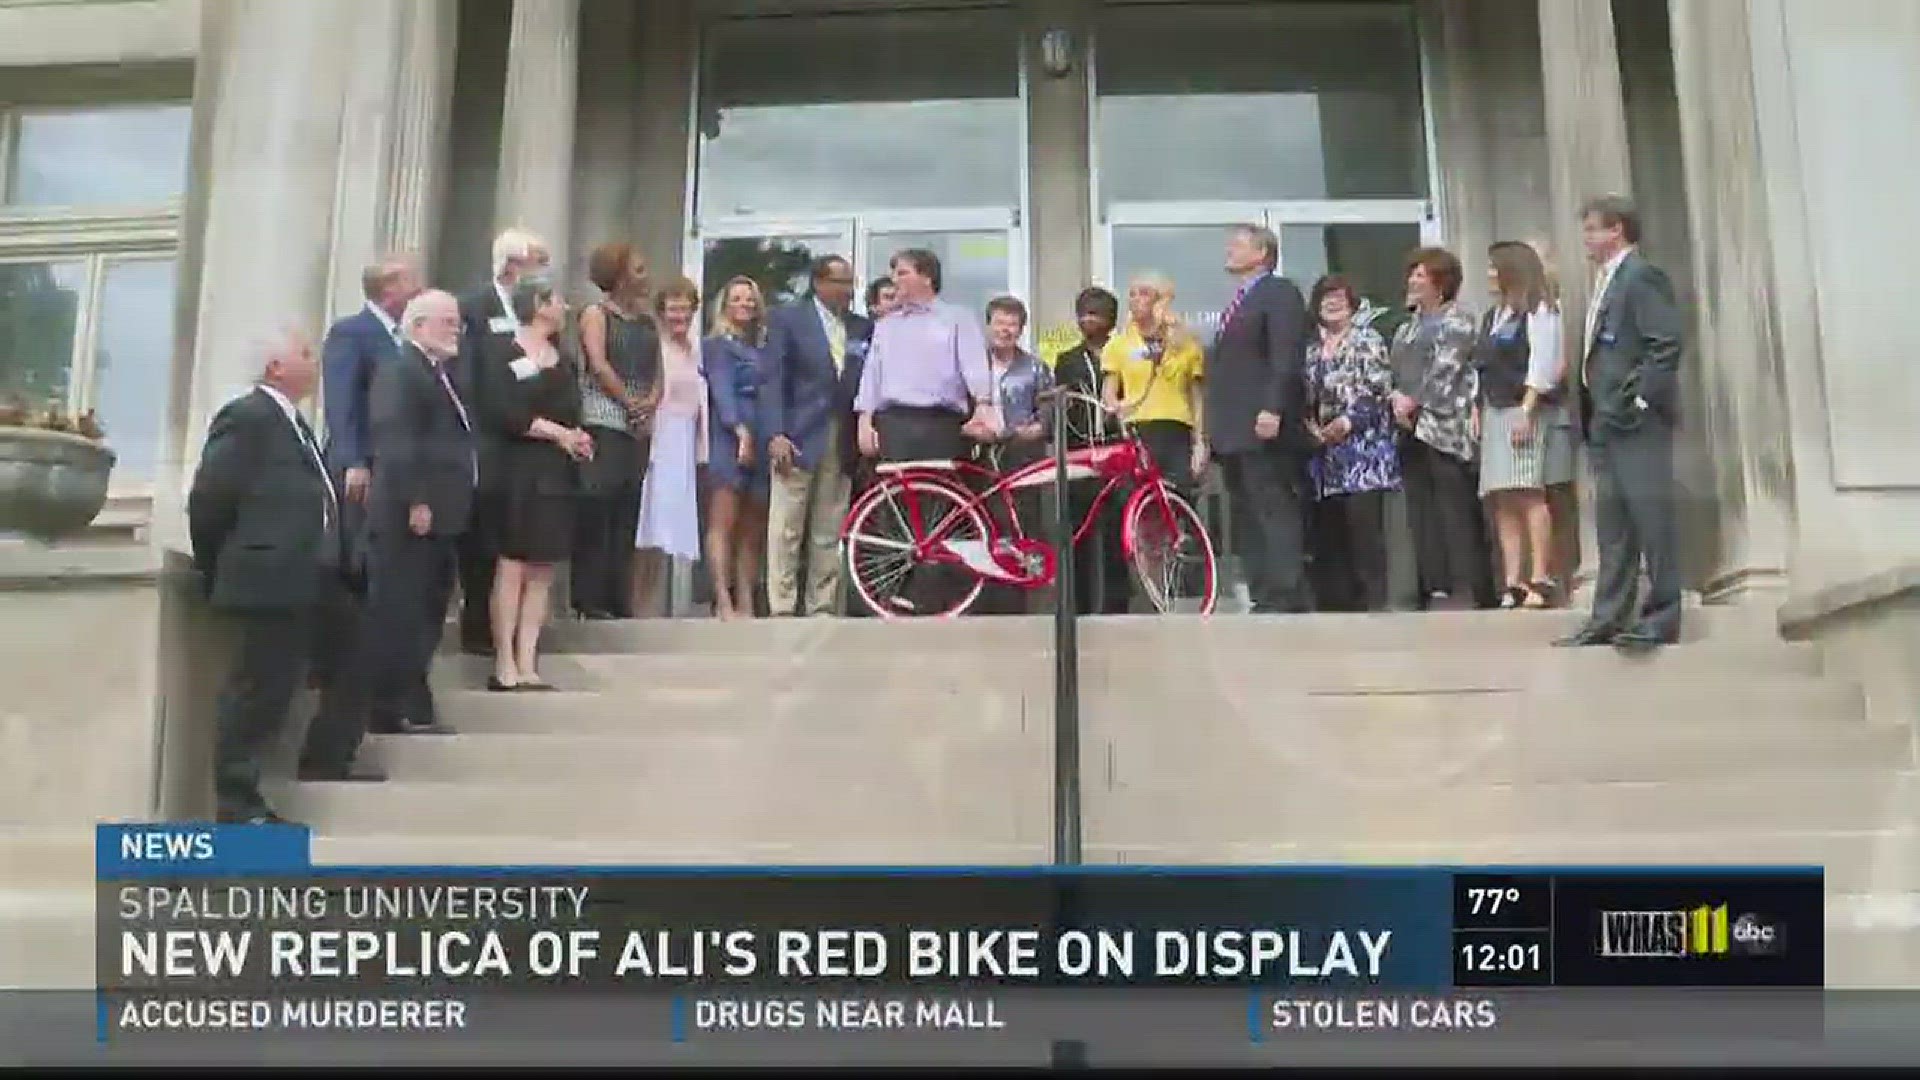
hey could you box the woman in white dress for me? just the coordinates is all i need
[634,277,708,579]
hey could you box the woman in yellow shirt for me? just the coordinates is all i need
[1101,273,1207,495]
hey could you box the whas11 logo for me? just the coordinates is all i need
[1597,904,1784,959]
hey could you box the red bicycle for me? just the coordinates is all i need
[839,390,1218,618]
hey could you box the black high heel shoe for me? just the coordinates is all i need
[486,676,519,692]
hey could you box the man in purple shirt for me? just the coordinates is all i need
[854,248,1000,464]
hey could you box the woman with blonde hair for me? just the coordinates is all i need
[1100,272,1207,496]
[703,275,770,620]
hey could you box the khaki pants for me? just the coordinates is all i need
[767,425,852,616]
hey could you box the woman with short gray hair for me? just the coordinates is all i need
[479,275,593,690]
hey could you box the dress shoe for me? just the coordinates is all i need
[1612,627,1677,653]
[398,719,458,736]
[1553,626,1617,647]
[297,760,388,782]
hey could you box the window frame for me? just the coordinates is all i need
[0,95,189,527]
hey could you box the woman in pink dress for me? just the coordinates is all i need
[633,277,708,609]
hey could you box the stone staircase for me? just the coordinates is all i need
[5,605,1917,989]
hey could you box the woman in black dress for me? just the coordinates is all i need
[485,276,593,690]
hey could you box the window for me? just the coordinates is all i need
[0,98,190,507]
[1095,3,1430,204]
[5,104,192,208]
[696,9,1023,217]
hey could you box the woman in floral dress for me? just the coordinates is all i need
[1303,275,1398,612]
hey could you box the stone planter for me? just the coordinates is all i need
[0,427,116,540]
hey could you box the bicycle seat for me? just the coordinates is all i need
[872,460,963,474]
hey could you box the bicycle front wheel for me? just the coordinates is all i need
[843,475,989,619]
[1121,484,1218,615]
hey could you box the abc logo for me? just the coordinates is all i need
[1731,914,1783,956]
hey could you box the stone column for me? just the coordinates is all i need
[1667,0,1794,598]
[1024,0,1094,340]
[570,0,643,302]
[1421,0,1495,308]
[318,0,456,443]
[381,0,459,266]
[1537,0,1634,593]
[494,0,580,280]
[158,0,354,556]
[325,0,405,321]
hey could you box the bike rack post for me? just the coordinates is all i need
[1049,389,1082,868]
[1046,389,1088,1070]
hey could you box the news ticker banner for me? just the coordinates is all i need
[84,824,1833,1059]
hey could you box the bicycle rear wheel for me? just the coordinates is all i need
[843,475,989,618]
[1122,484,1218,615]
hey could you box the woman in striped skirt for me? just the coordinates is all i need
[1473,240,1575,609]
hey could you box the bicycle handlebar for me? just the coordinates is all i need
[1036,387,1142,438]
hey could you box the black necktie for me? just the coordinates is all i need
[293,413,337,530]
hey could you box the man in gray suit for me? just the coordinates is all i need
[1556,195,1685,652]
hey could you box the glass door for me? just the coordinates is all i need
[691,210,1025,323]
[856,207,1027,328]
[692,217,857,309]
[1099,200,1434,610]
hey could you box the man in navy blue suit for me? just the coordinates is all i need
[762,255,868,617]
[317,254,421,745]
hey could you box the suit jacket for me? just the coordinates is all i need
[457,283,516,490]
[367,344,478,539]
[762,297,869,475]
[1206,273,1311,457]
[1579,250,1684,442]
[320,307,401,474]
[187,387,337,612]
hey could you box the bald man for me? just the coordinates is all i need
[189,329,348,824]
[359,289,476,738]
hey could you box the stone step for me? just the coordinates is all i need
[1092,771,1920,844]
[432,687,1037,736]
[424,677,1854,735]
[1080,605,1776,651]
[431,651,1053,693]
[441,641,1826,695]
[365,729,1039,781]
[1083,680,1865,733]
[270,773,1050,843]
[1082,640,1824,688]
[483,615,1056,657]
[461,604,1777,658]
[1099,718,1909,785]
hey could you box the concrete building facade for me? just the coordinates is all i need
[2,0,1918,832]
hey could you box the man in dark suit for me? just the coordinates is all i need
[188,330,350,823]
[362,289,476,734]
[454,228,550,654]
[317,255,421,739]
[1206,224,1313,614]
[762,254,868,618]
[1557,195,1686,652]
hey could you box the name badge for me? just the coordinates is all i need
[487,315,515,334]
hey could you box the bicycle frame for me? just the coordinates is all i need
[844,392,1187,581]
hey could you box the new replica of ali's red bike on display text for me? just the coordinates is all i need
[839,390,1217,618]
